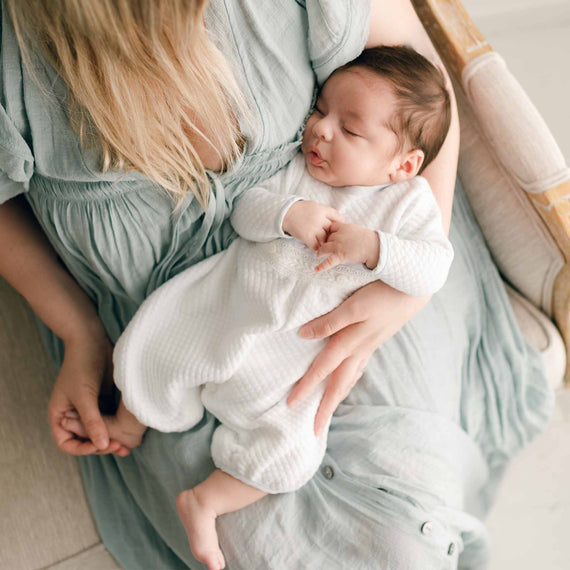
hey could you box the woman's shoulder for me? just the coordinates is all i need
[304,0,371,84]
[205,1,370,153]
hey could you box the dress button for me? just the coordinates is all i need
[267,243,277,254]
[420,522,433,535]
[447,543,456,556]
[321,465,334,480]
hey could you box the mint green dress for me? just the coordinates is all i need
[0,1,553,568]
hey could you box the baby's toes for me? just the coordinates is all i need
[61,417,88,439]
[63,409,80,420]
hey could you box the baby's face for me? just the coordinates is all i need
[302,67,402,187]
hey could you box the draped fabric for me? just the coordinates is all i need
[0,1,552,568]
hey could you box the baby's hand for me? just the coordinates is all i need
[282,201,343,251]
[315,221,380,272]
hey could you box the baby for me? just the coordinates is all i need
[64,45,453,570]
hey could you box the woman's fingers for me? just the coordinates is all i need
[74,389,110,451]
[57,436,100,456]
[50,416,97,455]
[314,356,365,435]
[299,297,361,340]
[288,322,361,405]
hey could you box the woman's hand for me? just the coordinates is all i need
[47,322,131,457]
[287,281,429,435]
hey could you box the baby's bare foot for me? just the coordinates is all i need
[62,410,145,450]
[176,489,225,570]
[104,415,145,449]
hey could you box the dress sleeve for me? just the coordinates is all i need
[0,108,34,203]
[0,7,34,204]
[306,0,371,85]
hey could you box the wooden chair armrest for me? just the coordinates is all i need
[411,0,492,81]
[412,0,570,383]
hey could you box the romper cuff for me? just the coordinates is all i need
[369,231,389,275]
[278,196,306,238]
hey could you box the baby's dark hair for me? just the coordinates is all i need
[338,45,451,174]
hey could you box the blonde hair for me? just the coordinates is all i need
[6,0,248,209]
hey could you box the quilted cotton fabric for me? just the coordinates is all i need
[114,155,453,492]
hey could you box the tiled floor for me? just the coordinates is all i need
[461,2,570,569]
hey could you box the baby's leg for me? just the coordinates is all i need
[176,469,266,570]
[62,398,147,451]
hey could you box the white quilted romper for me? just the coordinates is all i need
[113,153,453,493]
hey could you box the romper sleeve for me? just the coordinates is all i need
[230,153,307,242]
[306,0,371,85]
[0,6,34,203]
[371,177,454,297]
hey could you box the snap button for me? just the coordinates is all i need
[267,243,277,254]
[420,522,433,535]
[447,543,456,556]
[321,465,334,480]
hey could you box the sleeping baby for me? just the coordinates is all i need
[63,45,453,570]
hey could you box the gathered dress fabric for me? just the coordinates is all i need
[0,1,553,569]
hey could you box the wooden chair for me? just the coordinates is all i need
[413,0,570,387]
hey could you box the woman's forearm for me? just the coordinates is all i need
[367,0,459,234]
[0,195,104,343]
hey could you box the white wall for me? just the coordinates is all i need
[461,0,570,162]
[463,0,567,23]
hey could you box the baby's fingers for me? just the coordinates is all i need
[315,254,341,273]
[326,209,344,224]
[61,416,89,439]
[314,228,328,250]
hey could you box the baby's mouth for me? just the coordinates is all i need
[307,147,325,166]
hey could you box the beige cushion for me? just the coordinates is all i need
[455,52,570,317]
[46,544,120,570]
[504,282,566,391]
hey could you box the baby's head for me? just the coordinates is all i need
[302,45,451,187]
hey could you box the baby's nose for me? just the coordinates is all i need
[313,118,333,141]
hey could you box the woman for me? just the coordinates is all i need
[0,1,552,568]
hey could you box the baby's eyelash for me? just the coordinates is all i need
[342,127,358,136]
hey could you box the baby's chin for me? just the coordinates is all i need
[304,156,347,187]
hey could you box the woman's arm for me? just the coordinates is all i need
[0,196,128,455]
[367,0,459,233]
[289,0,459,434]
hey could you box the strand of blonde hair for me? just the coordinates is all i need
[6,0,248,209]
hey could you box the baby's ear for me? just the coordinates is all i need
[390,149,425,182]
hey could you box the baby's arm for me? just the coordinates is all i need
[62,398,147,450]
[361,178,454,297]
[229,155,342,248]
[314,178,454,297]
[231,188,342,251]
